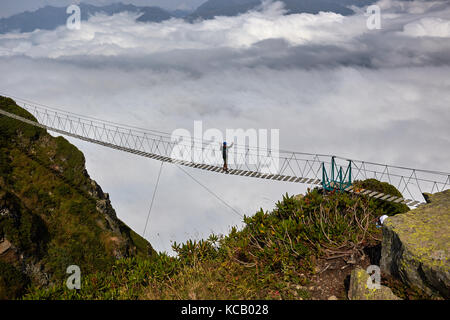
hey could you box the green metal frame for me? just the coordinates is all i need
[322,156,352,192]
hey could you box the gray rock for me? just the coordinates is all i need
[0,208,10,216]
[381,189,450,299]
[348,267,400,300]
[0,239,12,255]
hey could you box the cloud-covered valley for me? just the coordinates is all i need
[0,0,449,253]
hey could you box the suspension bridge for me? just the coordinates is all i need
[0,94,449,209]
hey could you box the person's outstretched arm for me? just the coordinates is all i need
[229,142,234,148]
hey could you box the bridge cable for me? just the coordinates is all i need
[142,161,164,238]
[175,164,244,219]
[2,91,450,176]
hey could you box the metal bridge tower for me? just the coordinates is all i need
[322,156,352,192]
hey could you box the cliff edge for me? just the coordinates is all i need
[0,96,155,299]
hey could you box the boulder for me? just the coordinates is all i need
[381,189,450,298]
[0,239,11,255]
[348,267,400,300]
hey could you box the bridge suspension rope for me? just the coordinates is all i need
[143,161,165,238]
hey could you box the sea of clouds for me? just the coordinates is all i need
[0,0,449,253]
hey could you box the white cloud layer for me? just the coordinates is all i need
[0,4,351,58]
[402,17,450,37]
[0,0,449,253]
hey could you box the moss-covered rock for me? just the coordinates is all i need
[380,189,450,299]
[348,267,400,300]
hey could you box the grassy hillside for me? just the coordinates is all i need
[24,186,409,300]
[0,97,155,299]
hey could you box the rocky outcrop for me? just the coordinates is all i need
[381,189,450,299]
[0,238,11,255]
[348,267,400,300]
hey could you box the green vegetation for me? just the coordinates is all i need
[0,260,30,299]
[24,185,403,300]
[0,97,153,299]
[353,179,410,216]
[0,190,49,258]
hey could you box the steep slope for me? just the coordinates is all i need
[0,97,155,299]
[26,182,411,300]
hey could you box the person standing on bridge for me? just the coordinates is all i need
[221,141,233,173]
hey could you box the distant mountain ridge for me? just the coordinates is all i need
[0,3,178,34]
[187,0,376,20]
[0,0,376,34]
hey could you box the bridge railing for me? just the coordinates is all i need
[17,100,330,177]
[0,95,448,206]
